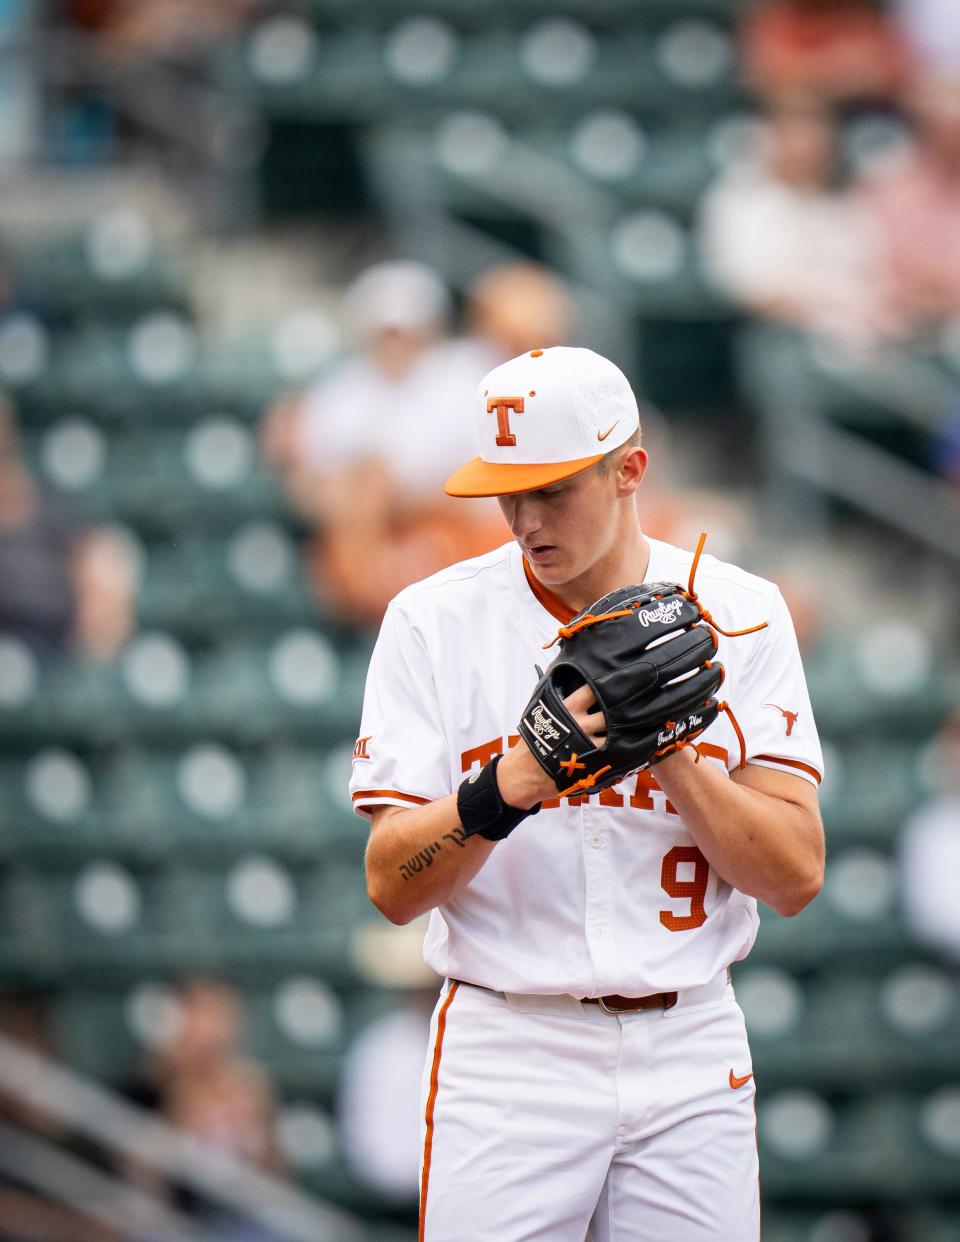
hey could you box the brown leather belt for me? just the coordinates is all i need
[583,992,678,1014]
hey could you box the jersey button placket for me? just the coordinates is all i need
[582,802,617,980]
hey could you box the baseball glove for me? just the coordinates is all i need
[518,581,724,796]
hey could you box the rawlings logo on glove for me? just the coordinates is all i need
[636,598,685,628]
[530,702,565,746]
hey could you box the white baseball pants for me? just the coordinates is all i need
[418,973,760,1242]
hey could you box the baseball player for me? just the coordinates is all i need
[350,346,824,1241]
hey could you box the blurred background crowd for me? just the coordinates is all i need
[0,1,959,1240]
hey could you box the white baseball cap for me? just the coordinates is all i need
[342,261,451,341]
[444,346,640,497]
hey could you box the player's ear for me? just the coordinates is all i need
[615,446,648,497]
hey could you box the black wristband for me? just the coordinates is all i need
[457,754,541,842]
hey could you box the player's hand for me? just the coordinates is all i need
[563,683,606,748]
[497,684,607,810]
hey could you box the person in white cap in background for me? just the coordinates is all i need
[261,260,506,626]
[263,260,464,519]
[351,345,825,1240]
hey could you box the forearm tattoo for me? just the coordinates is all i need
[398,827,468,880]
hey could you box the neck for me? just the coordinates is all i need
[553,523,651,614]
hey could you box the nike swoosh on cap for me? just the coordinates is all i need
[597,421,619,442]
[729,1069,754,1089]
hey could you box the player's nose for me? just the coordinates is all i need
[505,493,544,538]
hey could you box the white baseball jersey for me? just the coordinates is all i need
[350,537,823,997]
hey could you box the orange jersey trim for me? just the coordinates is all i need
[751,754,822,785]
[522,556,577,624]
[419,982,460,1241]
[352,789,431,806]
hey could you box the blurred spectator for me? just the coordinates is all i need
[900,712,960,961]
[124,979,286,1239]
[263,260,520,628]
[0,393,135,661]
[61,0,253,62]
[338,921,437,1206]
[740,0,909,106]
[54,0,254,162]
[699,96,895,347]
[133,980,275,1146]
[265,260,463,503]
[338,1003,430,1207]
[894,0,960,74]
[860,73,960,337]
[263,260,573,504]
[165,1059,282,1174]
[138,978,244,1091]
[457,261,575,373]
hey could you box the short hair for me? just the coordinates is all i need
[598,425,643,474]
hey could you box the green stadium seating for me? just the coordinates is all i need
[292,0,746,25]
[0,866,63,979]
[760,1210,876,1242]
[751,845,912,972]
[10,229,188,322]
[53,986,144,1083]
[806,636,951,741]
[924,1212,960,1242]
[244,979,347,1094]
[818,740,927,846]
[137,533,320,640]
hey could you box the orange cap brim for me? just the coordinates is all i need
[444,452,603,497]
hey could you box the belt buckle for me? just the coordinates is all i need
[598,995,645,1016]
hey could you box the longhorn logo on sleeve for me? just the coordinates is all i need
[637,599,685,627]
[764,704,799,736]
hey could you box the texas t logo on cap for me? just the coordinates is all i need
[486,395,525,446]
[445,346,641,498]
